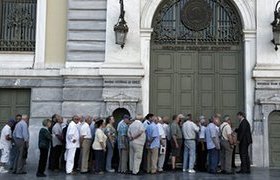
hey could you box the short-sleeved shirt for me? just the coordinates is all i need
[220,122,232,141]
[92,128,107,150]
[157,123,166,139]
[162,123,171,140]
[117,121,128,149]
[182,120,199,140]
[170,122,183,140]
[13,120,29,142]
[0,125,12,148]
[80,122,92,139]
[104,124,117,144]
[199,125,206,139]
[146,122,160,149]
[205,123,220,150]
[52,123,63,147]
[143,119,150,130]
[128,120,146,145]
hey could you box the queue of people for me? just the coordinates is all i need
[0,111,252,177]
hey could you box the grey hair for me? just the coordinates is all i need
[42,119,51,127]
[223,115,230,121]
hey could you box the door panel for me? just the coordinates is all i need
[150,50,243,120]
[0,89,31,129]
[269,111,280,167]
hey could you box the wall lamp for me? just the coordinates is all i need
[271,0,280,51]
[114,0,129,48]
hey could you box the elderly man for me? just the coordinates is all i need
[170,114,183,171]
[50,114,63,171]
[182,115,200,173]
[12,114,29,174]
[80,116,92,173]
[146,116,160,174]
[220,115,234,174]
[117,114,130,173]
[157,116,167,172]
[128,115,146,175]
[65,115,80,175]
[0,119,15,173]
[197,115,208,172]
[205,114,221,174]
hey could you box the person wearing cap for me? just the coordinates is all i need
[36,119,52,177]
[220,115,234,174]
[92,119,107,175]
[196,115,208,172]
[127,115,146,175]
[170,114,183,170]
[65,115,80,175]
[182,114,200,173]
[0,119,15,173]
[117,114,130,173]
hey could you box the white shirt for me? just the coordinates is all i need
[80,122,92,139]
[162,123,171,140]
[157,123,166,139]
[92,128,107,150]
[220,122,232,141]
[52,123,63,147]
[0,125,12,149]
[199,125,206,139]
[127,120,146,145]
[182,120,199,140]
[66,121,80,149]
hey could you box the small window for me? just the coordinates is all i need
[0,0,37,52]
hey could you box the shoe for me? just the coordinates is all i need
[106,169,115,173]
[98,171,104,175]
[0,167,8,173]
[188,169,196,173]
[16,171,27,174]
[36,173,46,177]
[80,171,89,174]
[66,171,76,175]
[236,170,246,174]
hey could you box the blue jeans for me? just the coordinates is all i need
[183,140,196,170]
[208,148,219,173]
[106,141,114,171]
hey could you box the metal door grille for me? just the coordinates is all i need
[152,0,242,45]
[0,0,37,51]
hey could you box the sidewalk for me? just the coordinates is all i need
[0,166,279,180]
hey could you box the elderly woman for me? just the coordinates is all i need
[104,116,116,172]
[36,119,52,177]
[92,119,107,175]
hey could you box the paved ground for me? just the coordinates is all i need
[0,166,280,180]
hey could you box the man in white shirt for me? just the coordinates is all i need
[80,116,92,173]
[182,114,200,173]
[65,115,80,174]
[0,119,15,173]
[127,115,146,175]
[220,115,234,174]
[157,117,166,172]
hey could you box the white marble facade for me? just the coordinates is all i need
[2,0,280,167]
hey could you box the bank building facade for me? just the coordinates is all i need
[0,0,279,168]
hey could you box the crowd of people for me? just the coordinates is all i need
[0,111,252,177]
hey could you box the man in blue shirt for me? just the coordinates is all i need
[117,114,130,173]
[205,114,221,174]
[12,114,29,174]
[146,116,160,174]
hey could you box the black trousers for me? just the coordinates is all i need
[163,140,171,170]
[37,148,49,174]
[196,141,207,171]
[95,150,105,172]
[239,143,250,172]
[51,145,62,170]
